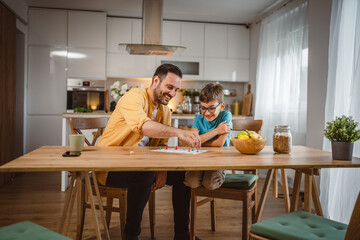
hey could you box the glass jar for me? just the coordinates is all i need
[182,96,192,114]
[273,125,292,153]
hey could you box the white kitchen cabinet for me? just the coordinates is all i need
[162,21,181,56]
[67,47,106,79]
[132,19,142,44]
[29,9,67,46]
[68,11,106,48]
[107,18,142,53]
[204,58,249,82]
[228,25,249,59]
[180,22,204,57]
[204,24,227,58]
[107,53,156,78]
[26,115,63,153]
[27,46,67,115]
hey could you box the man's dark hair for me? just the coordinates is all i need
[152,63,182,84]
[199,83,224,103]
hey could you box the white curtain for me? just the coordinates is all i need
[320,0,360,224]
[254,0,308,146]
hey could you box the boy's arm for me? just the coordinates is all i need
[191,127,221,144]
[202,133,228,147]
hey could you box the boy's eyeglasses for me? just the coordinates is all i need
[200,103,222,113]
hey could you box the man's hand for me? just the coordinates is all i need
[177,129,201,148]
[215,121,231,135]
[151,171,167,192]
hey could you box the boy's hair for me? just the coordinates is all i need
[152,63,182,84]
[199,83,224,103]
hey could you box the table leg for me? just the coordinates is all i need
[255,169,274,222]
[84,172,102,240]
[59,172,76,234]
[304,172,312,212]
[272,169,278,198]
[290,169,302,212]
[280,169,290,213]
[91,172,111,240]
[63,174,82,234]
[311,175,323,216]
[76,179,86,240]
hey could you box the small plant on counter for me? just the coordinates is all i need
[191,90,200,97]
[182,89,191,96]
[74,107,93,113]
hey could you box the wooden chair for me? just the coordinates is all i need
[232,119,291,214]
[69,117,155,240]
[190,120,263,240]
[190,172,258,240]
[249,191,360,240]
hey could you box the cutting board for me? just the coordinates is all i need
[241,84,253,116]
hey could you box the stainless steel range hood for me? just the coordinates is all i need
[119,0,186,56]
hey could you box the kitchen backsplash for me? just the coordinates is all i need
[107,77,246,114]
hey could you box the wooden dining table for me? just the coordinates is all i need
[1,145,360,240]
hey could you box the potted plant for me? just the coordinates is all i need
[324,115,360,160]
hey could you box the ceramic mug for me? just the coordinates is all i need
[69,134,85,152]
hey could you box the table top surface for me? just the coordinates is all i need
[1,146,360,172]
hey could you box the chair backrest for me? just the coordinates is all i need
[232,119,263,133]
[69,117,108,146]
[345,191,360,240]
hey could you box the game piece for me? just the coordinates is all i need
[175,146,178,150]
[151,148,207,155]
[159,146,161,150]
[166,146,168,150]
[192,147,194,151]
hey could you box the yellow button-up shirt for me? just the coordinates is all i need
[96,88,171,185]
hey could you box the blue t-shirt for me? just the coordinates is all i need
[192,110,233,147]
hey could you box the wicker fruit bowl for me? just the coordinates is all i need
[231,137,266,154]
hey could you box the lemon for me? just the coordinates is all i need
[237,135,250,139]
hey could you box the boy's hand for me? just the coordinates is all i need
[177,129,201,148]
[216,121,231,135]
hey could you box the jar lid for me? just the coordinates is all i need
[274,125,291,130]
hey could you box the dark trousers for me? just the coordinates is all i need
[106,171,190,240]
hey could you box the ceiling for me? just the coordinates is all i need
[24,0,282,24]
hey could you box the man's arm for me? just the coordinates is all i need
[142,120,201,148]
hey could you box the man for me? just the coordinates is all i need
[97,64,202,240]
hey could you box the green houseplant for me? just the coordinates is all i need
[324,115,360,160]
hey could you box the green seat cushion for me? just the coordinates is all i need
[250,211,347,240]
[221,174,258,189]
[0,221,71,240]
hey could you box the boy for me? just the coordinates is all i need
[184,83,232,190]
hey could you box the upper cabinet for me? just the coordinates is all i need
[180,23,204,57]
[204,24,250,82]
[68,11,106,48]
[67,11,107,79]
[29,9,67,46]
[106,17,156,78]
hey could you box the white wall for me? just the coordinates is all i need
[306,0,332,149]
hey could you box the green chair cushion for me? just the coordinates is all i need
[0,221,71,240]
[250,211,348,240]
[221,174,258,189]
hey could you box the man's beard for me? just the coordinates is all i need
[154,86,172,105]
